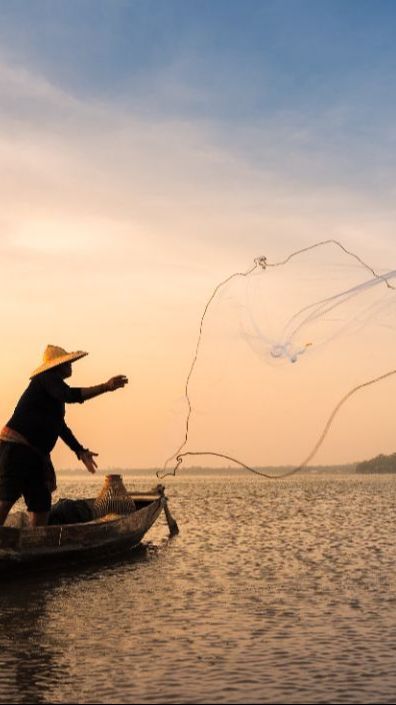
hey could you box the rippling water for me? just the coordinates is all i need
[0,471,395,704]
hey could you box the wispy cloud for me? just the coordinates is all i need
[2,53,395,266]
[2,28,396,466]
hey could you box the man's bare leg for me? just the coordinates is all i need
[28,511,49,527]
[0,501,14,525]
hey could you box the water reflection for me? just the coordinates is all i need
[0,474,395,704]
[0,575,64,704]
[0,541,167,704]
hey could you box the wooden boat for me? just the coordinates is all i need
[0,480,178,573]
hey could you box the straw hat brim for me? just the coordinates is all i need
[30,351,88,378]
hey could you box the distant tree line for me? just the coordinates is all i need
[356,452,396,474]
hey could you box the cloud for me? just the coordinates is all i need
[2,52,395,252]
[1,52,396,467]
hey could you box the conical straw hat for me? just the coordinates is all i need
[30,345,88,378]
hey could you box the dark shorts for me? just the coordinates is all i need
[0,442,51,513]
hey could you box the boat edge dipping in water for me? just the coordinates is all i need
[0,481,178,574]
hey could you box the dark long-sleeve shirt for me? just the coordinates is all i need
[6,370,85,456]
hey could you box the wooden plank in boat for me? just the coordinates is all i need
[17,498,162,552]
[0,526,19,550]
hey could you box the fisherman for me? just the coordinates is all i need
[0,345,128,527]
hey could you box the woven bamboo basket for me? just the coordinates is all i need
[93,474,136,518]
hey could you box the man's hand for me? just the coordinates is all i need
[80,449,99,474]
[106,375,128,391]
[80,376,128,401]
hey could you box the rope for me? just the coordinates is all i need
[160,257,266,474]
[157,240,395,480]
[265,239,395,290]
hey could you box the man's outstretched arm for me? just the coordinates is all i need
[80,375,128,400]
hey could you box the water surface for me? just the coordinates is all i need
[0,472,395,704]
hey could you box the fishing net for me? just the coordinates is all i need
[159,241,396,478]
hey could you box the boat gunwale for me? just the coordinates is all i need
[0,494,164,563]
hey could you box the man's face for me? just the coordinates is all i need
[59,362,72,378]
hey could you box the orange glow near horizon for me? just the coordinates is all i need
[2,61,396,472]
[3,240,396,474]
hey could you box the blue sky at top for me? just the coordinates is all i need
[1,0,396,123]
[1,0,396,251]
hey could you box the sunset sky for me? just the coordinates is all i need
[1,0,396,471]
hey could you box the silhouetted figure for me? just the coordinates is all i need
[0,345,128,526]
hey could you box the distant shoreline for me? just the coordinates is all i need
[56,458,396,475]
[355,452,396,474]
[57,464,358,476]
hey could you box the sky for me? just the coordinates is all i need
[1,0,396,471]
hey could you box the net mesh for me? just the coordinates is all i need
[158,240,396,478]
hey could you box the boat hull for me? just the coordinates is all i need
[0,494,164,573]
